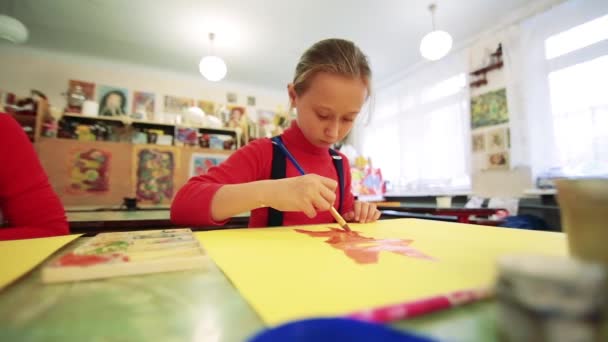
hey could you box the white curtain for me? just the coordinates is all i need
[356,49,471,194]
[519,0,608,178]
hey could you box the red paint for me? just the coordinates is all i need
[57,252,126,267]
[295,228,435,264]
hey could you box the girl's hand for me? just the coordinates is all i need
[344,201,381,223]
[266,174,337,218]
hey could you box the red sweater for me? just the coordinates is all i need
[0,114,69,240]
[171,121,354,227]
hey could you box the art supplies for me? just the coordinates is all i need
[42,229,207,283]
[347,288,491,323]
[0,235,81,290]
[496,254,608,342]
[270,136,351,232]
[196,219,567,326]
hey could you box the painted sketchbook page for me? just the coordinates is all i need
[42,229,207,283]
[196,219,567,326]
[0,235,81,290]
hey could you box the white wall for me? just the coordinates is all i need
[0,45,286,116]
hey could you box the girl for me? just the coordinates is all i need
[171,38,380,227]
[0,114,69,240]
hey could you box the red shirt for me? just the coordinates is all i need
[0,114,69,240]
[171,121,354,227]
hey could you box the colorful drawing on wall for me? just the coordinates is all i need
[67,148,111,194]
[472,133,485,153]
[486,127,508,151]
[133,146,177,203]
[226,92,237,104]
[164,95,194,114]
[97,85,128,117]
[189,153,227,177]
[132,91,155,120]
[470,88,508,129]
[197,100,216,116]
[296,228,434,264]
[487,151,509,170]
[68,80,96,100]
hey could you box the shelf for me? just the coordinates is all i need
[62,113,126,124]
[469,79,488,88]
[470,61,504,77]
[62,113,237,135]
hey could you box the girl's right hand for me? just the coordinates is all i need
[266,174,337,218]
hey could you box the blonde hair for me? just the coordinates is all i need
[292,38,372,97]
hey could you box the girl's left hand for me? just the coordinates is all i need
[343,201,381,223]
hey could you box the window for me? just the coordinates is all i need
[359,51,470,194]
[521,0,608,179]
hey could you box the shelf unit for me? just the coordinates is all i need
[59,113,240,148]
[469,48,503,88]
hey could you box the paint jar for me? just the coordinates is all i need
[436,196,452,208]
[496,254,608,342]
[555,178,608,266]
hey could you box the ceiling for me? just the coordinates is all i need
[2,0,553,90]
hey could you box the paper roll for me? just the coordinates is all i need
[82,100,99,117]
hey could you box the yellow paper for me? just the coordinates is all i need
[0,234,81,290]
[196,219,567,326]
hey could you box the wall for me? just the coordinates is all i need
[468,30,533,198]
[0,45,286,116]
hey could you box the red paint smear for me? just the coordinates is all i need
[295,228,435,264]
[57,252,127,267]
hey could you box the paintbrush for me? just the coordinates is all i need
[271,139,352,232]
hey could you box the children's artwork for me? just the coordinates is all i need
[68,80,95,100]
[471,88,508,129]
[247,96,256,106]
[472,133,485,153]
[351,156,383,196]
[195,219,567,326]
[189,153,228,177]
[164,95,194,114]
[0,235,81,290]
[132,91,155,120]
[226,92,237,103]
[175,127,198,146]
[67,148,111,193]
[197,100,216,116]
[486,127,507,151]
[41,229,207,283]
[132,146,178,203]
[295,228,434,264]
[98,85,128,117]
[487,151,509,170]
[66,80,96,113]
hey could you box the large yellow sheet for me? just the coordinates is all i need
[0,234,81,290]
[196,219,567,326]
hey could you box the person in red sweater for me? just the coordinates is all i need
[0,114,69,240]
[171,38,381,227]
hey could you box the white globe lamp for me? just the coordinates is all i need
[419,4,452,61]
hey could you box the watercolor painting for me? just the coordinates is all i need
[295,228,434,264]
[97,85,128,117]
[133,147,177,203]
[197,100,216,116]
[132,91,155,120]
[487,151,509,170]
[189,153,227,177]
[486,127,507,151]
[67,148,111,194]
[472,132,485,153]
[470,88,508,129]
[247,96,256,106]
[164,95,194,114]
[67,80,96,113]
